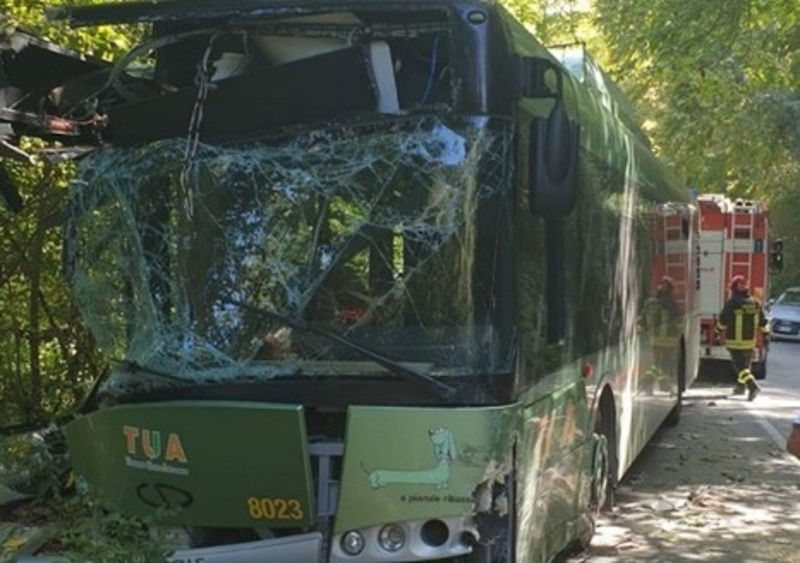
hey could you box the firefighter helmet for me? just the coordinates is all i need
[730,275,748,291]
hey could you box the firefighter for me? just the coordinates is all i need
[716,275,769,400]
[642,276,681,393]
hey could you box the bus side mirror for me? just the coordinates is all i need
[528,66,579,218]
[770,239,784,273]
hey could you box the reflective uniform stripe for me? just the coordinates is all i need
[727,342,755,350]
[725,308,759,349]
[734,309,744,342]
[737,368,755,385]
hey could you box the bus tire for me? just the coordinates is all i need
[562,388,617,560]
[572,432,608,552]
[594,389,617,511]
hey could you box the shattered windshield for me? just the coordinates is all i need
[65,115,514,394]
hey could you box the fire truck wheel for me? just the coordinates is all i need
[753,360,767,380]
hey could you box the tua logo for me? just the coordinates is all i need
[123,425,188,463]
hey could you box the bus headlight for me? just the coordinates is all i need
[340,530,365,556]
[378,523,405,552]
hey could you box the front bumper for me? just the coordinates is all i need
[168,533,323,562]
[700,345,765,362]
[165,518,476,562]
[770,319,800,341]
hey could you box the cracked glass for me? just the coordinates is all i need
[65,114,515,396]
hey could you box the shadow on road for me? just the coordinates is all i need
[571,380,800,563]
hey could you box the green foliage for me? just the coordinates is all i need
[57,480,173,563]
[595,2,745,186]
[0,1,138,426]
[590,0,800,286]
[0,428,68,499]
[0,0,141,60]
[502,0,604,51]
[0,152,100,426]
[2,428,172,561]
[502,0,800,287]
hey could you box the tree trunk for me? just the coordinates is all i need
[27,225,44,417]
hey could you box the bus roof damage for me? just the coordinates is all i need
[0,1,489,209]
[1,1,482,146]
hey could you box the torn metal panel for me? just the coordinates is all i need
[0,4,464,152]
[0,29,108,96]
[0,28,107,153]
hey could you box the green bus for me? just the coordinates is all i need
[2,0,699,561]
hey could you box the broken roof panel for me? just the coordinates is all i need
[0,29,108,95]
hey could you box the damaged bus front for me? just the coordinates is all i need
[65,114,520,560]
[0,1,630,561]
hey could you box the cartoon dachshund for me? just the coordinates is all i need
[365,428,457,489]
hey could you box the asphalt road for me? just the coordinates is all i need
[569,341,800,562]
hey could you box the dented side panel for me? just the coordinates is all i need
[335,404,517,533]
[516,370,593,562]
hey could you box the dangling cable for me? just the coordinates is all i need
[420,35,441,105]
[180,32,221,219]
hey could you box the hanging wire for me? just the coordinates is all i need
[420,35,441,105]
[179,32,222,219]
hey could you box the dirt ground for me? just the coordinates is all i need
[569,373,800,562]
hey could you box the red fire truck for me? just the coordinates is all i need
[696,194,771,379]
[651,202,693,312]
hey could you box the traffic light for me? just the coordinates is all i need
[770,239,784,272]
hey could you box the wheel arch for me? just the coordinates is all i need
[592,383,617,478]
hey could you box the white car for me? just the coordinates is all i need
[768,287,800,342]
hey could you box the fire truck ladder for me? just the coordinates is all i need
[727,200,756,288]
[664,213,687,308]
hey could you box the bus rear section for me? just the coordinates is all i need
[696,194,769,379]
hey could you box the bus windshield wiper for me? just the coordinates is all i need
[229,300,456,401]
[111,358,190,384]
[79,359,191,413]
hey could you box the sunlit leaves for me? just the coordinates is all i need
[0,0,132,424]
[592,0,800,288]
[0,0,141,61]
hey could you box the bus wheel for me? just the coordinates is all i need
[574,432,609,550]
[569,398,616,555]
[594,392,617,512]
